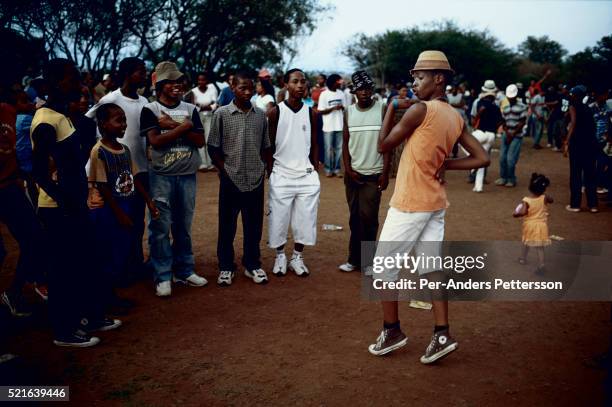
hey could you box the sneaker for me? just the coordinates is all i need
[504,181,516,188]
[273,252,287,276]
[1,292,32,317]
[335,173,343,178]
[325,172,333,178]
[546,143,552,148]
[368,327,408,356]
[518,257,527,265]
[535,265,546,276]
[565,205,581,213]
[472,186,483,193]
[156,281,172,297]
[409,300,432,310]
[217,270,235,286]
[552,147,561,152]
[589,207,599,213]
[34,284,48,301]
[420,329,458,364]
[494,178,507,186]
[245,268,268,284]
[289,252,310,277]
[338,262,358,272]
[597,188,609,194]
[53,330,100,348]
[173,273,208,287]
[81,317,122,332]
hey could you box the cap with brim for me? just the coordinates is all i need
[351,70,374,93]
[480,90,496,98]
[410,50,454,74]
[506,84,518,98]
[155,61,183,83]
[570,85,587,96]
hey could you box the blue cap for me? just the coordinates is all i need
[569,85,587,96]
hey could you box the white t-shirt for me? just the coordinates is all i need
[191,84,218,116]
[344,88,354,106]
[86,89,149,174]
[255,94,275,111]
[318,89,345,132]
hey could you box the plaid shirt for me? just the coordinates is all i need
[208,101,270,192]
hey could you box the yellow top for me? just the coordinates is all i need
[30,108,76,208]
[521,195,551,246]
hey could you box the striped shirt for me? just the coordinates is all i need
[347,100,384,175]
[502,101,528,137]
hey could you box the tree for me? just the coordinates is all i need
[344,21,518,89]
[2,0,328,77]
[518,35,567,65]
[562,35,612,90]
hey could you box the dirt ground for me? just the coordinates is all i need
[1,135,611,406]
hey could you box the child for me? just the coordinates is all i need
[513,173,553,275]
[89,103,159,306]
[208,72,272,286]
[140,61,208,297]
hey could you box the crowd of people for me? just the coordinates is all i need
[0,49,610,365]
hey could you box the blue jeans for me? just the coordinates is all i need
[323,131,343,174]
[528,114,543,146]
[499,134,523,184]
[148,172,197,283]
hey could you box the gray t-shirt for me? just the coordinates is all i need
[140,100,203,175]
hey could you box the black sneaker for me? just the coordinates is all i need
[53,331,100,348]
[81,317,122,332]
[420,329,458,364]
[368,327,408,356]
[1,292,32,317]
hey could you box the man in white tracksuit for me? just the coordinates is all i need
[267,68,320,277]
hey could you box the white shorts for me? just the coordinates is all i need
[374,207,446,280]
[268,170,320,248]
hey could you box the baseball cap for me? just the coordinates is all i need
[505,84,518,98]
[351,70,374,92]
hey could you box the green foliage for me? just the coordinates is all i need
[562,35,612,90]
[2,0,328,77]
[518,35,567,65]
[343,21,518,89]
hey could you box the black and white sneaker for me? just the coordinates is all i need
[1,292,32,317]
[420,329,458,364]
[81,317,122,332]
[244,268,268,284]
[217,270,235,286]
[368,327,408,356]
[53,331,100,348]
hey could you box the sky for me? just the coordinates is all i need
[291,0,612,73]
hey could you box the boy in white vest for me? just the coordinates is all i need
[267,69,320,277]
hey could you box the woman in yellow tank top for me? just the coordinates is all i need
[513,173,553,275]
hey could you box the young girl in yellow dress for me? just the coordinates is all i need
[513,173,553,275]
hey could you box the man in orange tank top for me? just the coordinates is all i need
[367,51,490,363]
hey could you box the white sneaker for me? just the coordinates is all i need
[472,186,483,193]
[289,252,310,277]
[244,268,268,284]
[217,270,235,286]
[173,273,208,287]
[156,281,171,297]
[338,262,357,272]
[273,253,287,276]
